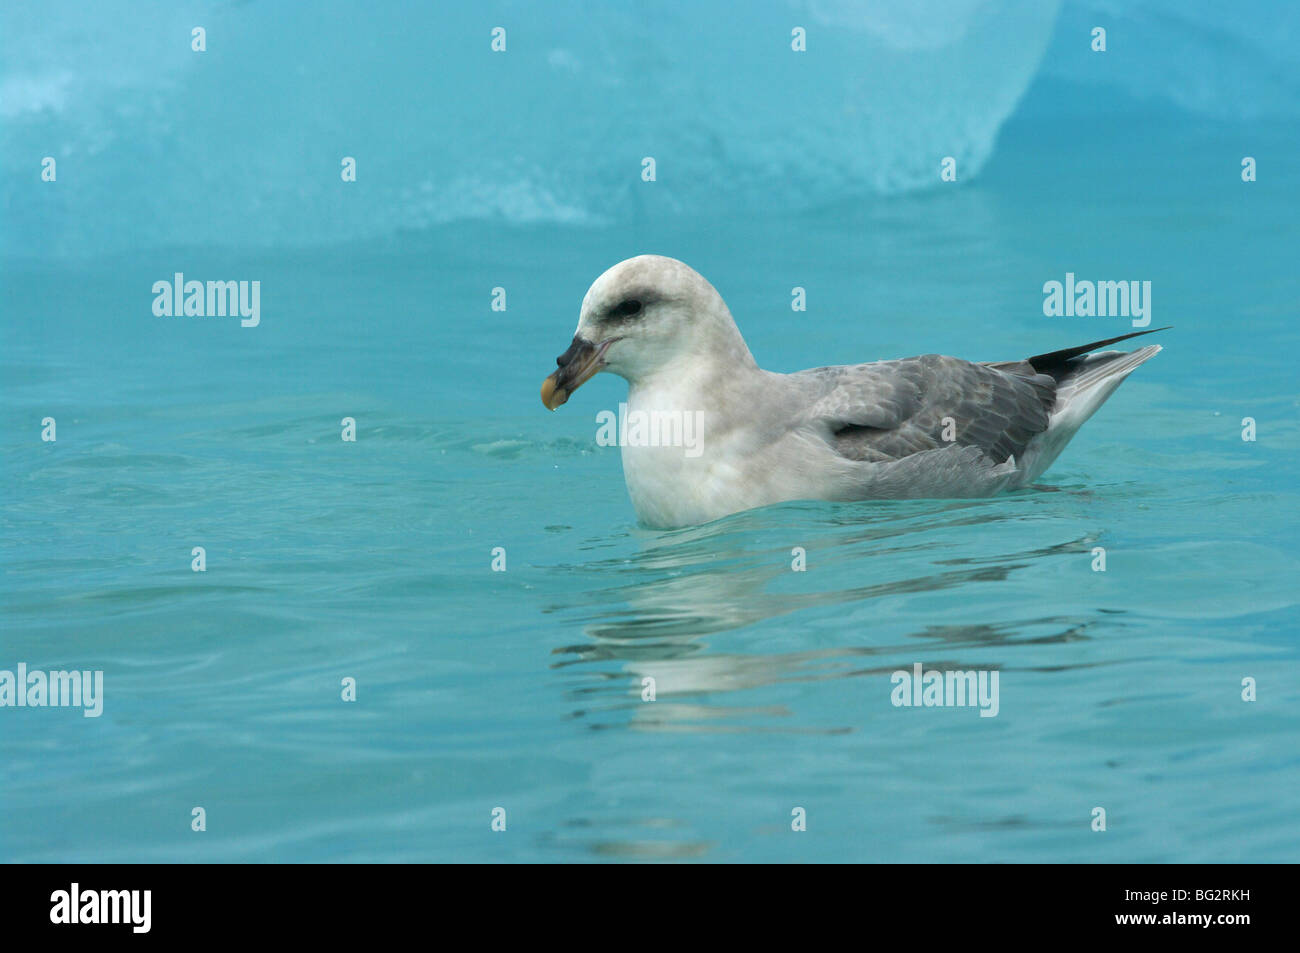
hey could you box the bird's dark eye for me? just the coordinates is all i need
[611,299,643,318]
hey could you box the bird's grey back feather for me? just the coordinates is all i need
[793,355,1057,466]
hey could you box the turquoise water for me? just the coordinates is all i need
[3,5,1300,863]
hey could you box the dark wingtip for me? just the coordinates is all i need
[1026,326,1172,368]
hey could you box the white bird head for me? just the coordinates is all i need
[541,255,754,409]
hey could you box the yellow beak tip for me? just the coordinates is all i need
[540,376,568,411]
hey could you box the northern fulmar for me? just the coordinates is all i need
[540,255,1165,529]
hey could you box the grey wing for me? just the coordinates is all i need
[800,355,1058,465]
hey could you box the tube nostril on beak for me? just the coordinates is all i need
[556,336,586,368]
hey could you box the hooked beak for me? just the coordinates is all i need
[541,336,614,410]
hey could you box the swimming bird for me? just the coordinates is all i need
[540,255,1166,529]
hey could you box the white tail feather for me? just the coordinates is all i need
[1019,344,1162,482]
